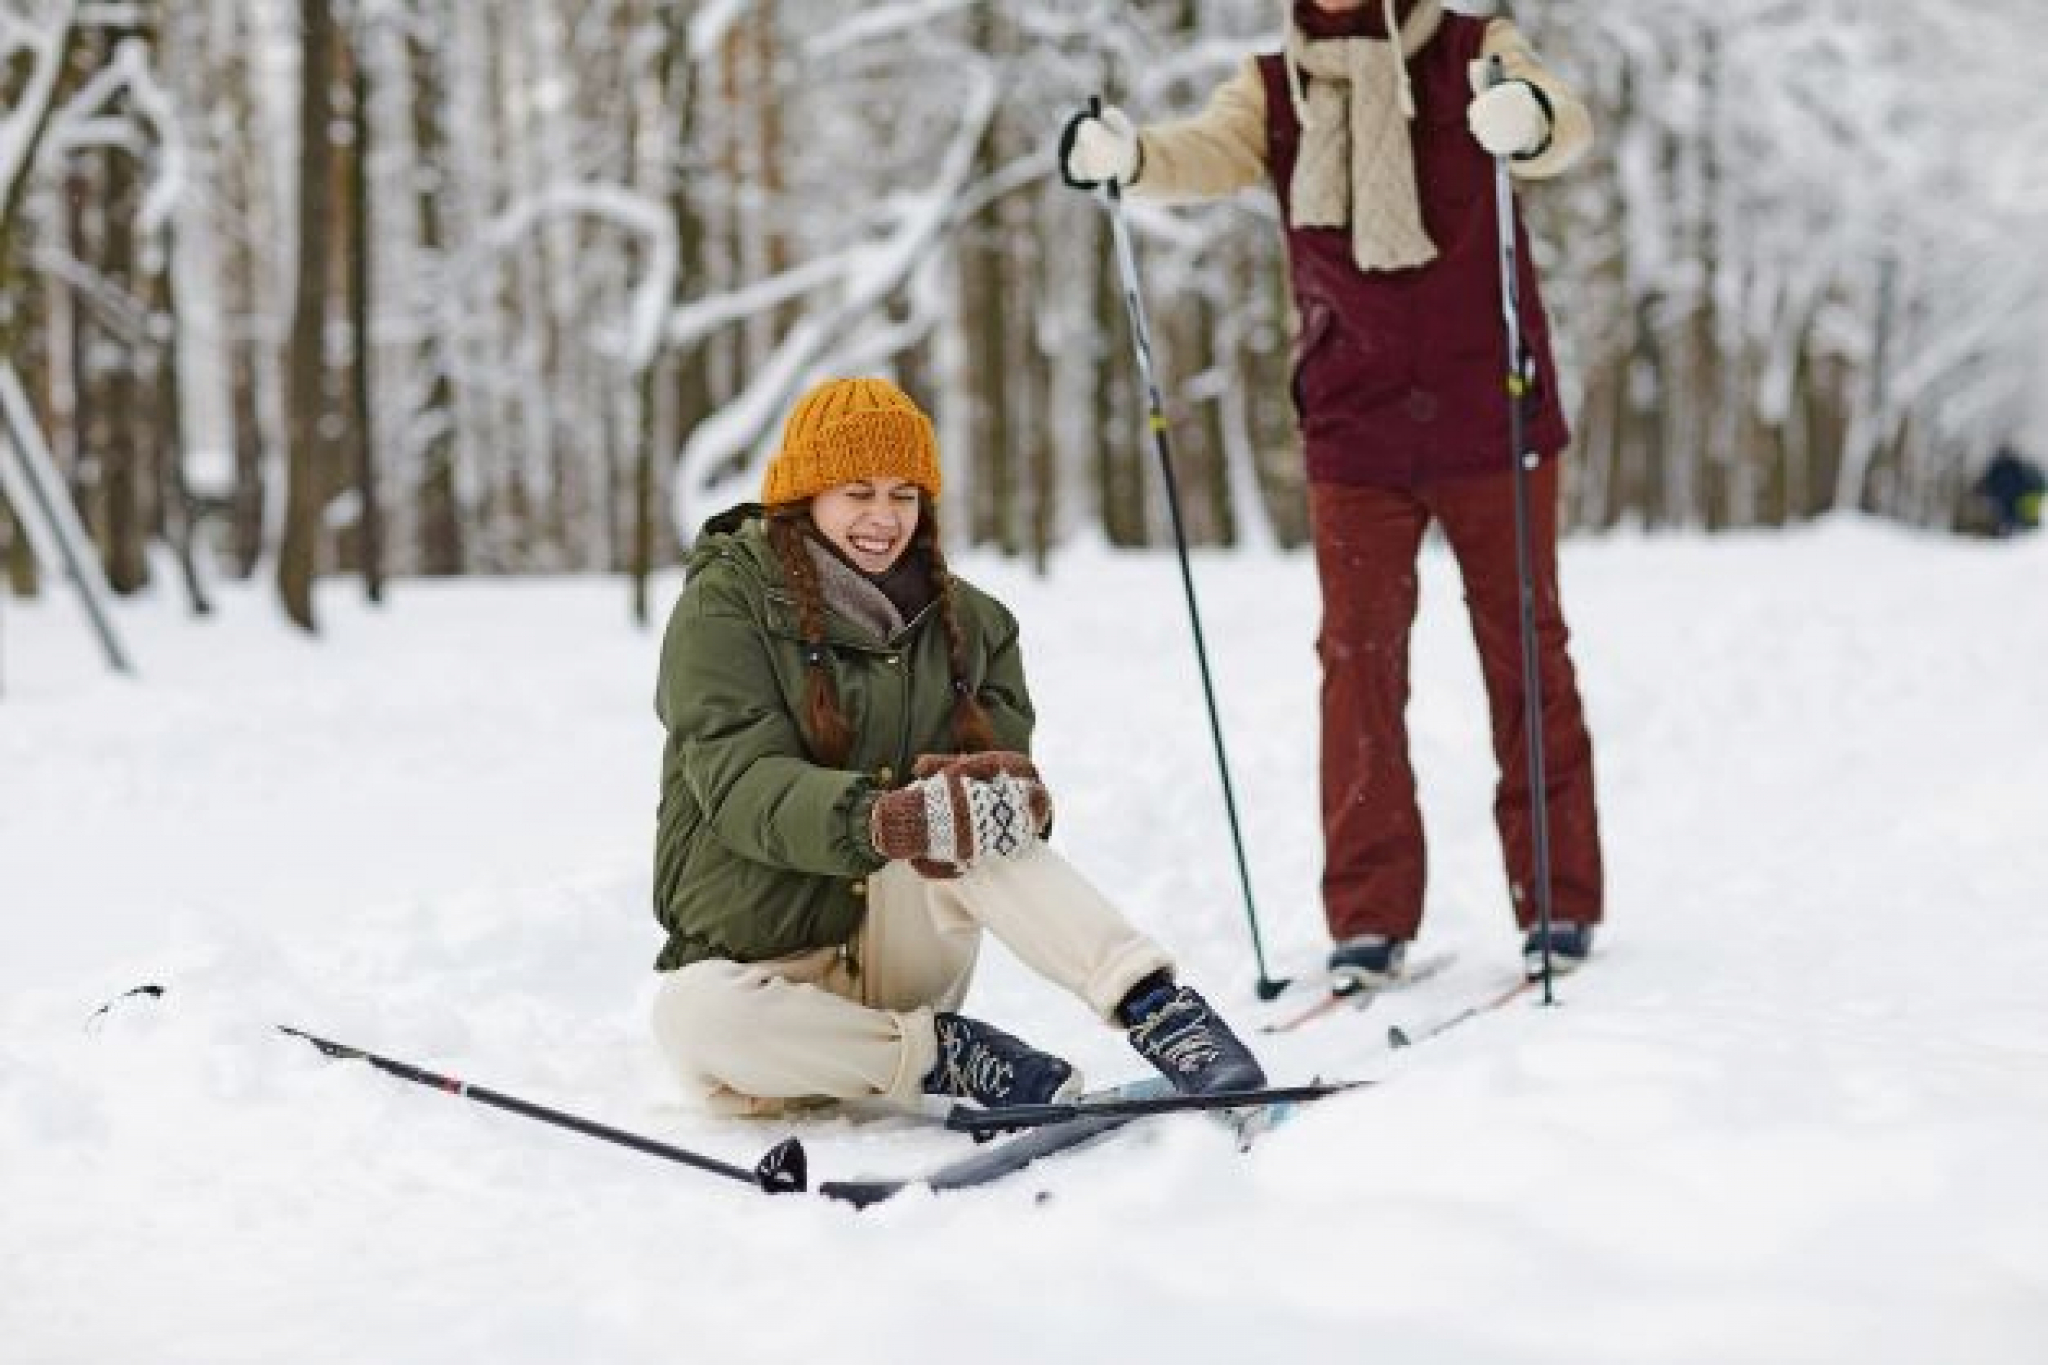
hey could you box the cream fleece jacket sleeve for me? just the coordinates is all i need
[1129,58,1270,203]
[1481,19,1593,179]
[1131,24,1593,200]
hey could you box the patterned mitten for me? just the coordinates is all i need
[912,751,1054,838]
[869,756,1051,874]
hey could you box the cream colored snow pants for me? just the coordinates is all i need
[650,844,1173,1116]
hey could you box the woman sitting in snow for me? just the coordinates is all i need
[648,375,1266,1116]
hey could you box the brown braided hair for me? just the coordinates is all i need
[923,511,999,756]
[764,500,995,769]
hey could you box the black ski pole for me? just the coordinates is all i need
[1482,59,1559,1006]
[88,986,807,1193]
[275,1026,809,1193]
[1091,96,1287,1002]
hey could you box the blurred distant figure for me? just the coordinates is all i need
[1974,446,2044,537]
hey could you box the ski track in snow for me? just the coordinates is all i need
[3,518,2046,1363]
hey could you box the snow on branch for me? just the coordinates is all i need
[667,252,849,352]
[453,181,678,370]
[40,36,185,235]
[802,0,976,62]
[0,0,79,218]
[670,63,1001,534]
[24,241,151,340]
[111,37,184,235]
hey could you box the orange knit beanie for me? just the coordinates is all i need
[760,376,942,506]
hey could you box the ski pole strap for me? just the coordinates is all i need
[943,1079,1368,1137]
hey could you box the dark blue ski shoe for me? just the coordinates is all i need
[927,1013,1082,1109]
[1522,922,1596,978]
[1121,981,1267,1096]
[1327,934,1409,992]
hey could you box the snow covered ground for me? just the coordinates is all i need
[4,517,2045,1364]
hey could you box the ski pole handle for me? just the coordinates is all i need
[1089,94,1124,205]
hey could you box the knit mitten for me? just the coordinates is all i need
[912,751,1053,837]
[1058,105,1138,190]
[910,749,1039,789]
[869,757,1050,873]
[1466,79,1550,158]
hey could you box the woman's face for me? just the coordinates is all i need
[810,476,922,573]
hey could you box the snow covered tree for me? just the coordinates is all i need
[7,0,2047,629]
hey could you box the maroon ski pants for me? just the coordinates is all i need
[1308,462,1603,944]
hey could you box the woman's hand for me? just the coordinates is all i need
[913,751,1053,836]
[870,752,1052,875]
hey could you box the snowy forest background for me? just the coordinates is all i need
[7,7,2048,1355]
[3,0,2046,633]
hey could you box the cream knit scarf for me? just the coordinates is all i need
[1284,0,1444,272]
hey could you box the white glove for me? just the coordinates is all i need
[1466,80,1548,158]
[1059,106,1139,189]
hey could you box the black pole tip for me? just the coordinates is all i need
[1387,1025,1412,1049]
[755,1137,808,1195]
[86,982,166,1028]
[1255,976,1290,1002]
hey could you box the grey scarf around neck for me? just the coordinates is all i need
[805,538,907,643]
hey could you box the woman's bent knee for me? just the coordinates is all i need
[650,959,768,1076]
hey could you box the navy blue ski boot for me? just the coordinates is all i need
[1119,976,1267,1096]
[926,1013,1082,1109]
[1522,922,1596,978]
[1327,934,1408,992]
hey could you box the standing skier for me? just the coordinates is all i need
[1058,0,1605,985]
[649,376,1266,1116]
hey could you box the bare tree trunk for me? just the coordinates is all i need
[102,94,151,594]
[1096,231,1143,546]
[631,2,708,625]
[1247,248,1305,547]
[969,219,1015,551]
[408,19,461,575]
[279,0,337,630]
[344,14,382,602]
[0,13,81,361]
[153,241,214,616]
[4,191,55,599]
[210,0,273,576]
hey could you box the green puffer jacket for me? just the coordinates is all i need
[651,505,1035,971]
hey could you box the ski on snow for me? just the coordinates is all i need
[818,966,1546,1205]
[816,1074,1315,1208]
[1386,972,1537,1049]
[940,1077,1370,1139]
[1259,950,1459,1034]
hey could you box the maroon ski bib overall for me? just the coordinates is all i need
[1258,19,1603,939]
